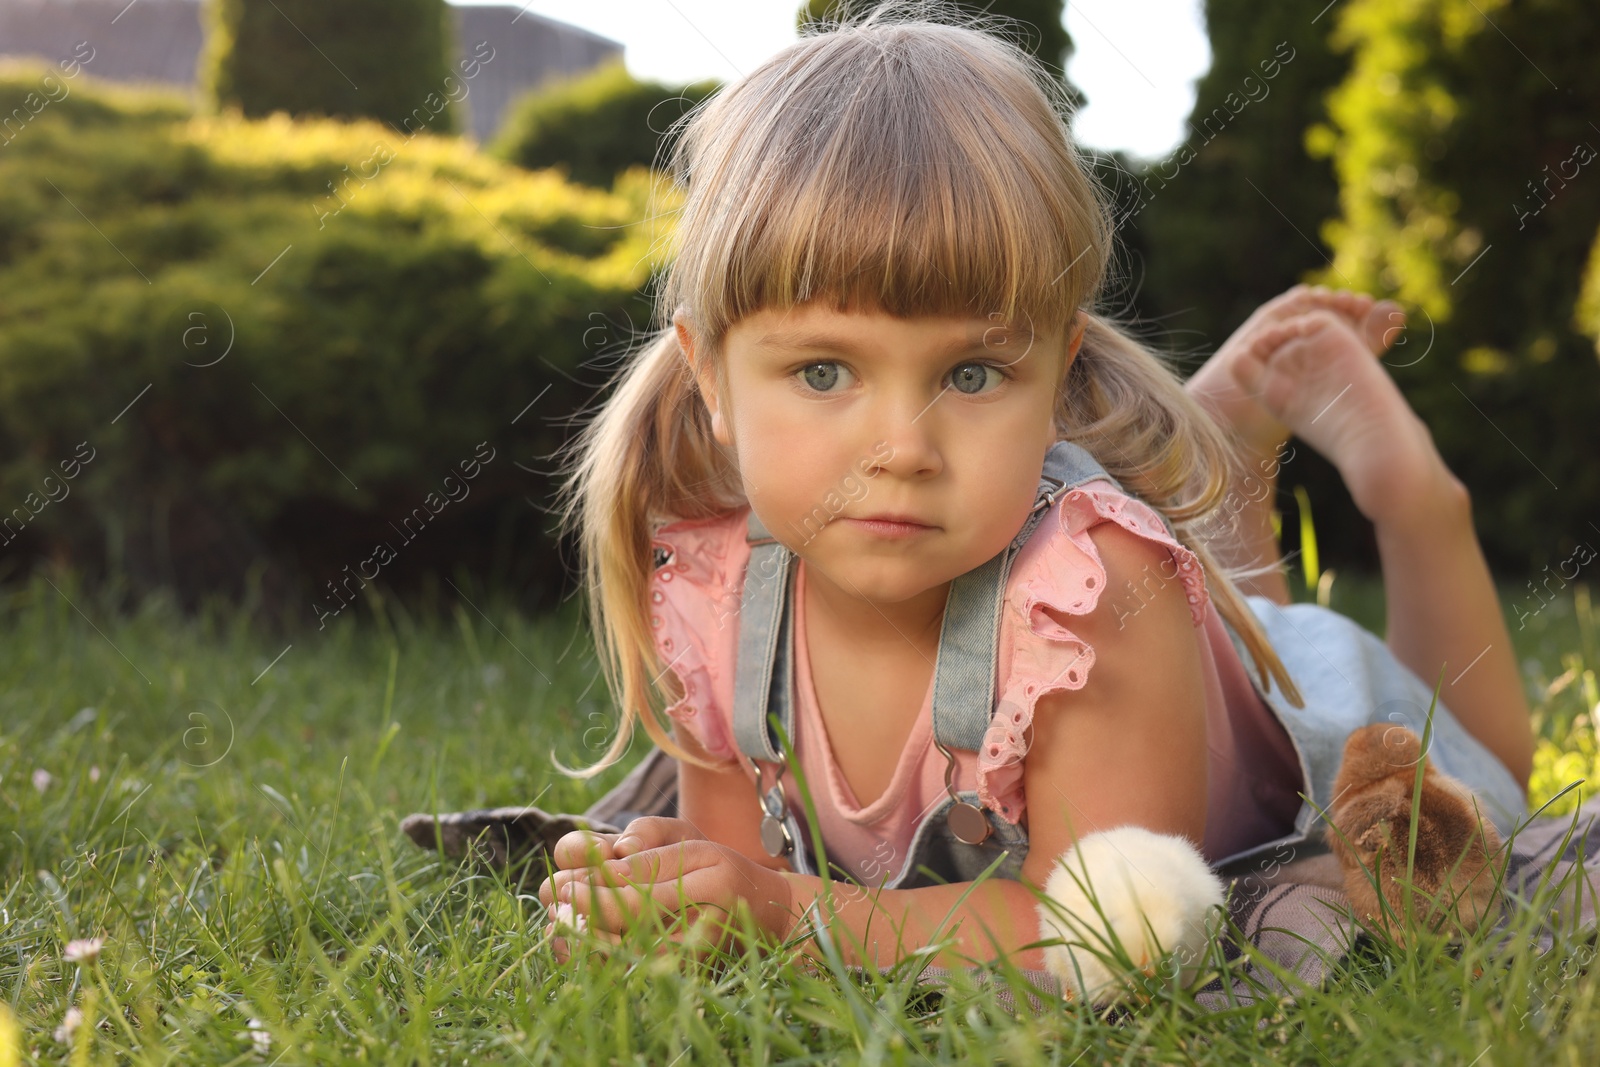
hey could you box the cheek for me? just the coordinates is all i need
[957,405,1056,529]
[726,391,833,497]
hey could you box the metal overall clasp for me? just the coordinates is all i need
[934,736,992,845]
[1034,471,1068,513]
[750,759,794,858]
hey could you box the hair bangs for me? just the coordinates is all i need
[664,19,1103,347]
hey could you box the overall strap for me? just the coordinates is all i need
[730,511,798,763]
[730,440,1154,764]
[927,439,1135,752]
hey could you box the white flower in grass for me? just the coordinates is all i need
[53,1006,83,1044]
[32,769,51,793]
[246,1018,272,1056]
[62,937,103,965]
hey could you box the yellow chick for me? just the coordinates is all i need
[1036,826,1226,1004]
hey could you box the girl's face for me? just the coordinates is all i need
[681,302,1086,607]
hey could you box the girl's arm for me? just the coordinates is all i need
[676,723,797,874]
[777,520,1212,971]
[545,522,1211,972]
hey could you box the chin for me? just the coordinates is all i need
[809,564,928,604]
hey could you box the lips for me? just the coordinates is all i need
[843,514,938,539]
[853,513,934,527]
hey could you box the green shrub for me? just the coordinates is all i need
[0,67,667,620]
[489,60,720,187]
[201,0,461,135]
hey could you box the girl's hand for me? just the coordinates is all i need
[547,816,708,874]
[538,823,794,965]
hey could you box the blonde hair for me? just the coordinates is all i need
[551,0,1303,779]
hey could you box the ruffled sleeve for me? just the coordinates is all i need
[647,509,751,763]
[977,479,1210,822]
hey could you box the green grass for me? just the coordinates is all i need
[2,567,1599,1064]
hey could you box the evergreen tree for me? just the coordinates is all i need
[1312,0,1600,568]
[202,0,459,135]
[796,0,1084,112]
[1128,1,1348,352]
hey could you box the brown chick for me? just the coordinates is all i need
[1326,724,1506,945]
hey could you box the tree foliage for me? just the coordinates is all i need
[490,60,720,188]
[1311,0,1600,567]
[201,0,460,135]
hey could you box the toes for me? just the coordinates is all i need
[1294,308,1347,335]
[1231,312,1348,392]
[1261,315,1326,352]
[1250,283,1322,329]
[1276,286,1383,336]
[1333,290,1374,324]
[1229,327,1285,391]
[1364,299,1406,354]
[1270,284,1320,319]
[1234,330,1274,374]
[1252,320,1296,353]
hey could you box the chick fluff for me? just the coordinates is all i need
[1036,826,1226,1004]
[1326,723,1505,944]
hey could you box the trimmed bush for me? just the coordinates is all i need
[201,0,460,135]
[489,60,720,187]
[0,67,668,620]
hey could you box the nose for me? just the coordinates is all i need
[862,388,944,480]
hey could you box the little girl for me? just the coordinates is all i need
[535,5,1533,973]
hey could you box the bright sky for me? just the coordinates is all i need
[476,1,1211,160]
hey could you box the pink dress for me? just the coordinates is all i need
[647,480,1306,880]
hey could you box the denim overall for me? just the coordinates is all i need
[718,438,1529,889]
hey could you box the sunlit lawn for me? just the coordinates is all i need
[2,567,1598,1064]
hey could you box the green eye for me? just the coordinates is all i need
[949,362,1001,395]
[799,363,846,392]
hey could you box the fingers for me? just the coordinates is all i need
[549,813,709,871]
[539,836,757,968]
[551,829,620,871]
[541,830,619,911]
[555,845,694,914]
[546,908,622,964]
[546,903,727,967]
[611,816,706,857]
[553,841,729,934]
[538,828,696,907]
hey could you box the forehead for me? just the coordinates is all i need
[730,303,1037,353]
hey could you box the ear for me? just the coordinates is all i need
[1060,310,1089,386]
[674,307,731,448]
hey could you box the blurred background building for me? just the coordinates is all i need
[0,0,621,141]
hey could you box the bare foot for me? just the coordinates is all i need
[1225,310,1458,526]
[1187,285,1405,460]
